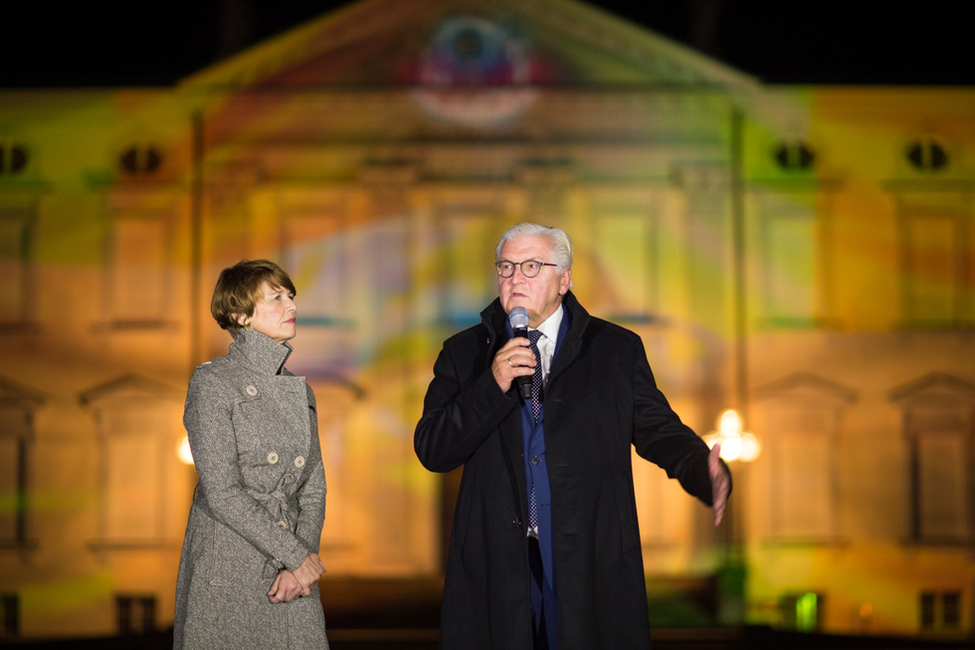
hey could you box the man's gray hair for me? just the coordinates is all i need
[495,222,573,273]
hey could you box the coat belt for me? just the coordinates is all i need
[247,486,297,529]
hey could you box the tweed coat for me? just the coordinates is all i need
[174,329,328,649]
[415,292,726,650]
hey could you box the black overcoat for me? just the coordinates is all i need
[415,292,723,650]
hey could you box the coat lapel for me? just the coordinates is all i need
[481,299,531,519]
[549,291,587,385]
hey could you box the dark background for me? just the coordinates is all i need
[2,0,973,88]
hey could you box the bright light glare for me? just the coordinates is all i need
[739,432,761,462]
[705,409,761,462]
[718,409,742,435]
[719,432,742,461]
[177,436,194,465]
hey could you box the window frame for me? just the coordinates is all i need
[891,373,975,546]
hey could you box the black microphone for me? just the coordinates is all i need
[508,306,532,400]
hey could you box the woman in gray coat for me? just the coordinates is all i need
[174,259,329,649]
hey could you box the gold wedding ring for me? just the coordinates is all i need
[507,358,513,367]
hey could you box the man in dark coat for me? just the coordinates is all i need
[415,222,731,650]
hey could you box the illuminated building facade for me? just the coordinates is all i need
[0,0,973,640]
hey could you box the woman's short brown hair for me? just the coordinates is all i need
[210,260,296,334]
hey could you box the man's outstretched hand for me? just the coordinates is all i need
[709,444,730,526]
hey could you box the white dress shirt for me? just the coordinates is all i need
[531,304,564,387]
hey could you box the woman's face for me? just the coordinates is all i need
[240,282,297,343]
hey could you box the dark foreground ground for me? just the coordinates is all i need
[3,578,972,649]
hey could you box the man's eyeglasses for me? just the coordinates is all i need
[496,260,558,278]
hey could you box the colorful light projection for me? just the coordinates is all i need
[406,16,540,127]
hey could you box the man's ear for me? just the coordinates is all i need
[559,268,572,295]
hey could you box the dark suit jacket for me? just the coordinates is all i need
[415,291,725,650]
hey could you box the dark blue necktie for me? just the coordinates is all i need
[528,329,543,536]
[528,330,543,423]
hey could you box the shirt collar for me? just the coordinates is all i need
[532,303,564,343]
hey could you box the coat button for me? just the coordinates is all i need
[277,520,287,529]
[530,456,540,465]
[267,452,279,464]
[245,385,258,396]
[294,456,305,468]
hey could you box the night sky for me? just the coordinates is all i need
[2,0,972,88]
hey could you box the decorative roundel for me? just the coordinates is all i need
[119,144,163,175]
[773,141,815,171]
[411,16,538,127]
[0,142,29,176]
[906,138,948,171]
[419,16,529,86]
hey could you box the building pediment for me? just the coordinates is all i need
[889,372,975,406]
[753,372,857,407]
[180,0,756,92]
[0,376,46,409]
[79,374,182,407]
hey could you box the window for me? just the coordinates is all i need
[104,211,173,326]
[116,595,156,634]
[363,219,410,336]
[920,591,962,631]
[770,409,834,537]
[765,214,816,323]
[101,169,186,328]
[0,207,34,325]
[898,211,971,326]
[944,592,961,628]
[592,208,660,324]
[102,408,168,540]
[921,592,936,629]
[780,592,822,631]
[916,422,967,538]
[0,410,28,546]
[753,373,855,542]
[81,375,182,549]
[1,594,18,636]
[280,202,354,378]
[755,194,829,327]
[891,373,975,544]
[439,199,503,326]
[0,379,43,549]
